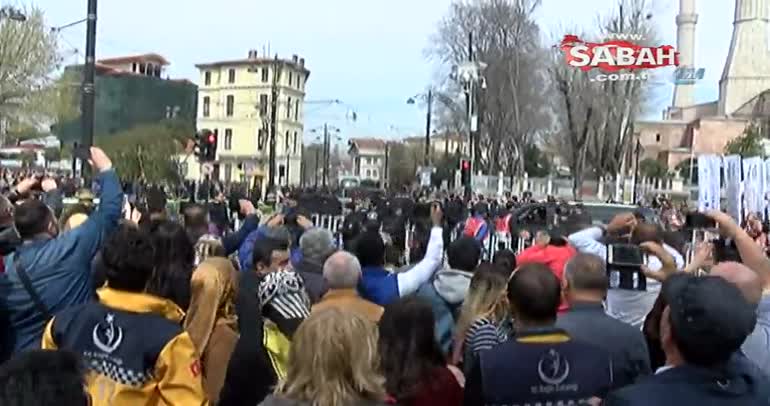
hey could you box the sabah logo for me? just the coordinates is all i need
[558,34,678,72]
[92,313,123,354]
[537,349,570,386]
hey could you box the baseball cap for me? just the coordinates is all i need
[662,273,756,366]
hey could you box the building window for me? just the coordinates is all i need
[655,133,661,142]
[131,63,137,73]
[293,131,298,154]
[257,129,266,150]
[224,129,233,150]
[297,76,302,89]
[287,97,292,119]
[285,131,291,154]
[372,170,378,178]
[154,65,161,78]
[226,95,234,117]
[295,100,300,121]
[224,163,232,183]
[366,169,371,177]
[204,71,211,85]
[258,94,268,117]
[228,68,236,83]
[288,71,293,87]
[202,96,210,117]
[261,67,269,83]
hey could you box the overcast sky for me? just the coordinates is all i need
[31,0,736,139]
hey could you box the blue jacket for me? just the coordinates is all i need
[359,227,445,307]
[0,169,123,359]
[359,266,400,306]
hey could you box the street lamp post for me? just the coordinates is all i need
[81,0,98,181]
[309,124,340,188]
[455,32,486,198]
[407,90,434,167]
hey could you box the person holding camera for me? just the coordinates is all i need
[568,212,684,329]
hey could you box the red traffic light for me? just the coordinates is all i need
[461,160,470,170]
[207,134,216,144]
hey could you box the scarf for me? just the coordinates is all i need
[184,258,238,353]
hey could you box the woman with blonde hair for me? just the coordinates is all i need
[184,257,239,404]
[451,264,511,374]
[260,308,391,406]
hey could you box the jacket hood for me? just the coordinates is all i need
[433,268,474,304]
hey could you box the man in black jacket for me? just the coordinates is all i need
[557,253,652,388]
[604,273,769,405]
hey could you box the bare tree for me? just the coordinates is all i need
[0,7,59,140]
[586,0,660,198]
[427,0,551,176]
[547,42,599,200]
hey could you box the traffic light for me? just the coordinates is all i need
[460,159,471,187]
[196,129,217,162]
[193,132,204,161]
[205,130,218,161]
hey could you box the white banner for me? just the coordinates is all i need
[765,159,770,219]
[697,155,721,212]
[724,155,743,222]
[744,157,765,217]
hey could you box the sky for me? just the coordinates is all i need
[27,0,737,141]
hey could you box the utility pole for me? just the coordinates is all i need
[314,145,320,188]
[81,0,98,181]
[285,135,290,186]
[465,31,474,199]
[322,123,329,188]
[267,56,280,192]
[384,142,390,190]
[424,89,432,166]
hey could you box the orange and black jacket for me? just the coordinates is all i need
[42,287,208,406]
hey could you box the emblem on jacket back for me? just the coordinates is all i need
[537,349,570,386]
[92,313,123,354]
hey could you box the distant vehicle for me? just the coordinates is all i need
[577,202,659,225]
[339,176,360,190]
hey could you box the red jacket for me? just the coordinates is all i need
[401,366,463,406]
[516,244,576,312]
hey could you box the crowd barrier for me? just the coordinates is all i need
[298,213,703,270]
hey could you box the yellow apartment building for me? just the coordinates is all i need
[193,50,309,191]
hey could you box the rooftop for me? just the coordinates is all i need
[195,50,310,75]
[349,138,387,152]
[98,53,170,66]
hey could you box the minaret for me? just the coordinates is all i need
[672,0,698,108]
[719,0,770,115]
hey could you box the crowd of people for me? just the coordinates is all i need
[0,147,768,405]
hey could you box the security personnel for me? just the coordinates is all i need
[42,225,207,406]
[463,202,490,242]
[464,263,613,406]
